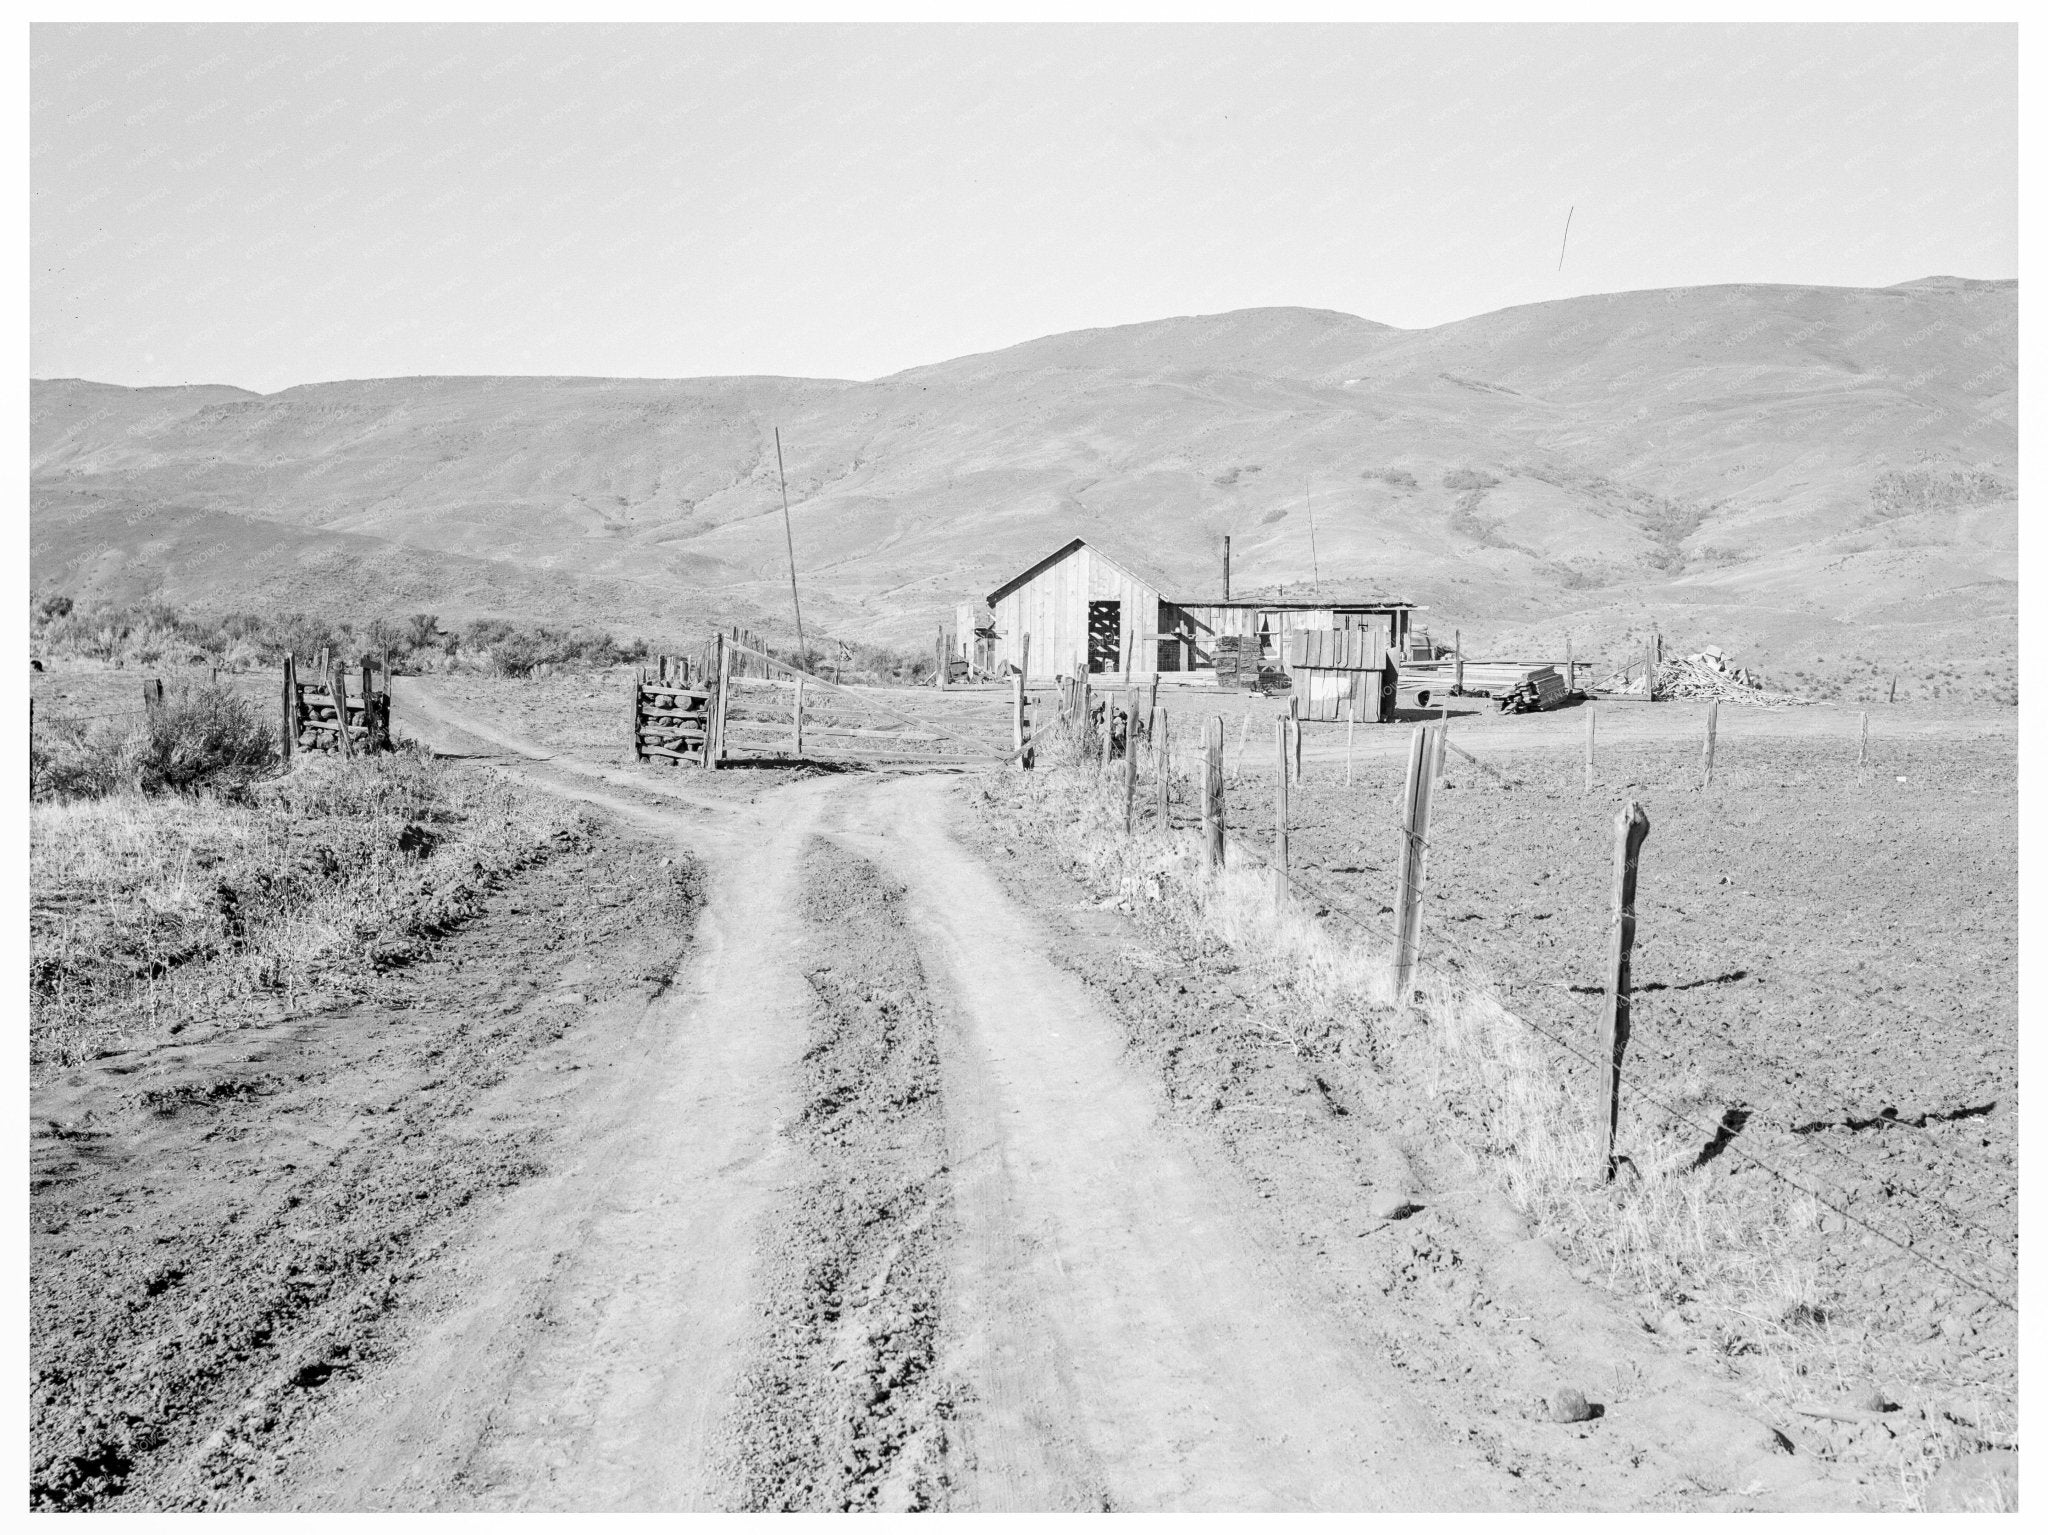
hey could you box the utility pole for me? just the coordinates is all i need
[1223,535,1232,601]
[1306,476,1320,598]
[774,428,807,666]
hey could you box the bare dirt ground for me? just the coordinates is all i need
[29,820,701,1509]
[29,676,2017,1511]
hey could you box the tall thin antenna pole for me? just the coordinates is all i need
[774,428,807,665]
[1305,476,1321,598]
[1557,205,1575,272]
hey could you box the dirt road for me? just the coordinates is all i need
[53,678,1907,1511]
[254,682,1517,1509]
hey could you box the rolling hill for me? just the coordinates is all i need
[30,276,2017,689]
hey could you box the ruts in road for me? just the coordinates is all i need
[272,683,1854,1511]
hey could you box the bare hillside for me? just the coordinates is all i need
[30,277,2015,683]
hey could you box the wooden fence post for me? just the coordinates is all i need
[1584,701,1597,793]
[281,656,297,764]
[937,625,949,691]
[1888,675,1897,704]
[631,670,645,761]
[1700,699,1718,788]
[1566,633,1575,694]
[1858,709,1869,770]
[1011,671,1027,769]
[1390,723,1437,1007]
[1598,802,1652,1182]
[1288,696,1302,780]
[711,632,730,768]
[1200,716,1225,869]
[792,675,806,760]
[329,660,354,758]
[1146,676,1159,740]
[1207,715,1225,869]
[1155,710,1170,825]
[1123,690,1139,832]
[1345,699,1356,788]
[1099,691,1113,774]
[1273,716,1290,903]
[1454,629,1464,695]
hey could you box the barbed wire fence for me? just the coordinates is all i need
[1034,687,2016,1315]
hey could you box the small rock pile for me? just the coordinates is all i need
[1601,645,1806,707]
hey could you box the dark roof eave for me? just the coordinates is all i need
[1170,598,1416,610]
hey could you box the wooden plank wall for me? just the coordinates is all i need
[993,545,1164,677]
[989,551,1411,681]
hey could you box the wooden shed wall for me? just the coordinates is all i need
[992,546,1164,677]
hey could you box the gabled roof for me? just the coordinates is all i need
[985,534,1414,610]
[985,536,1180,607]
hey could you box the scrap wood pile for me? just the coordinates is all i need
[1601,645,1807,707]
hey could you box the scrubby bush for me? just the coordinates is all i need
[27,597,646,677]
[1361,467,1419,490]
[1442,467,1502,492]
[130,683,278,793]
[33,682,277,801]
[1868,465,2013,520]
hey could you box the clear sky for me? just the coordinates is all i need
[31,22,2016,394]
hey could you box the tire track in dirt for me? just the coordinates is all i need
[718,838,953,1510]
[834,775,1513,1511]
[278,695,831,1509]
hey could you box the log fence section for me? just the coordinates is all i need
[281,655,392,758]
[633,666,713,767]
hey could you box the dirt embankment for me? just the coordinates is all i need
[30,824,702,1511]
[720,838,954,1511]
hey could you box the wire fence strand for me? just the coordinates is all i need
[1101,741,2018,1313]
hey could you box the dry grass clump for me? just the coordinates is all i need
[976,759,1823,1367]
[33,680,277,800]
[29,751,591,1072]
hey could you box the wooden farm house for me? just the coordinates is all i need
[969,537,1415,719]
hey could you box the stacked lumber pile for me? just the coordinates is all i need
[1402,657,1571,712]
[1489,664,1571,714]
[1601,646,1806,707]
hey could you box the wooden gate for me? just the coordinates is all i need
[635,635,1029,769]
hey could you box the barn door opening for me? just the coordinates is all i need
[1087,600,1122,674]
